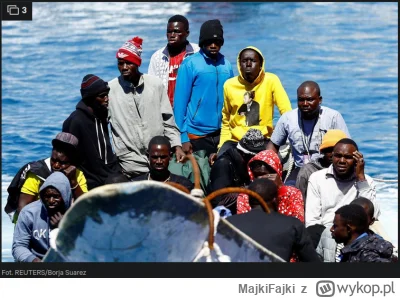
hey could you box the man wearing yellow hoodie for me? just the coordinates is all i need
[215,46,292,159]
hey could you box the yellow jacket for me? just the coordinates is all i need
[218,46,292,149]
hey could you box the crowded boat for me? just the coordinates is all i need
[5,15,398,263]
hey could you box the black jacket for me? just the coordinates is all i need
[227,208,321,262]
[62,100,121,190]
[340,233,394,263]
[132,172,194,192]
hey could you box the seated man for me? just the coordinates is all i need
[133,136,193,192]
[267,81,350,185]
[306,138,380,229]
[351,197,397,258]
[12,172,73,262]
[6,132,88,222]
[226,178,321,262]
[318,197,388,262]
[330,204,394,262]
[207,128,266,212]
[295,129,347,201]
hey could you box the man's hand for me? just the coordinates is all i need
[175,146,187,163]
[32,257,41,263]
[353,150,366,181]
[50,212,64,229]
[209,153,217,166]
[182,142,193,155]
[62,165,77,186]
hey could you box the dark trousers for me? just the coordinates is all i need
[191,134,220,157]
[217,140,238,158]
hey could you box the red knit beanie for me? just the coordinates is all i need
[116,36,143,66]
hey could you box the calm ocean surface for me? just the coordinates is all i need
[2,2,398,262]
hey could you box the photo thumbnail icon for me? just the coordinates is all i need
[7,5,20,15]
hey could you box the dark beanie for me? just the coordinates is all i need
[80,74,110,100]
[199,19,224,47]
[237,128,266,155]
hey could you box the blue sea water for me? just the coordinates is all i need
[1,2,398,262]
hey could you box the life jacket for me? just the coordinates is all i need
[4,159,51,215]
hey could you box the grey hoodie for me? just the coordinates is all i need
[12,172,72,262]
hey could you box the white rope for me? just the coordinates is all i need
[279,142,294,184]
[283,155,295,184]
[192,210,231,262]
[190,188,204,199]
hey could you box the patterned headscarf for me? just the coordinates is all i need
[247,150,283,181]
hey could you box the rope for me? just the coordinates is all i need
[190,188,204,199]
[187,154,201,190]
[193,209,231,262]
[278,141,294,184]
[284,155,295,184]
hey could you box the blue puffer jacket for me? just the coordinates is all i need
[173,49,234,143]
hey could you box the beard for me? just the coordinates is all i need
[93,104,108,119]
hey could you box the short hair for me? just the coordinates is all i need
[351,197,374,219]
[335,204,369,234]
[247,178,277,207]
[168,15,189,30]
[104,173,130,185]
[334,138,359,151]
[298,80,321,97]
[148,136,171,152]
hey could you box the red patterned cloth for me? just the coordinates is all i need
[236,150,305,262]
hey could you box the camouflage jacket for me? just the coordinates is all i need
[340,234,394,263]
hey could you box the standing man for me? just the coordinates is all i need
[217,46,292,158]
[108,36,185,180]
[63,74,122,190]
[173,19,234,157]
[148,15,200,107]
[267,81,350,185]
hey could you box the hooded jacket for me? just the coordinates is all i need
[236,150,304,222]
[340,233,394,263]
[219,46,292,148]
[12,172,72,262]
[63,100,121,190]
[173,49,234,143]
